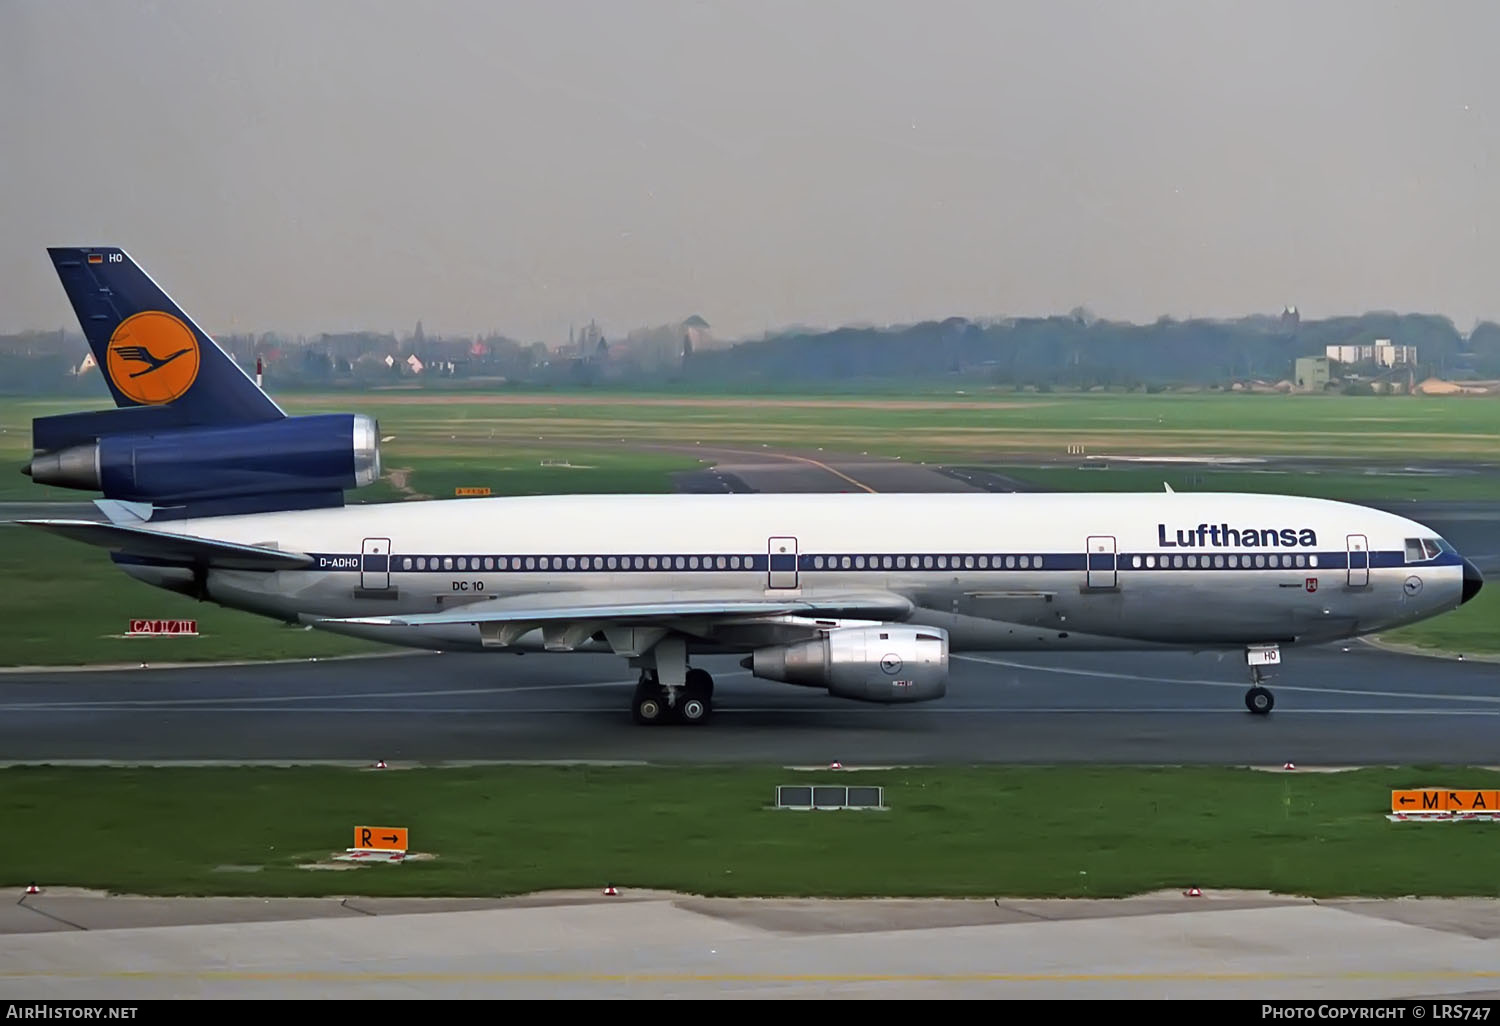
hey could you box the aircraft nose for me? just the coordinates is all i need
[1462,558,1484,605]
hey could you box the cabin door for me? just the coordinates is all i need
[1085,535,1117,589]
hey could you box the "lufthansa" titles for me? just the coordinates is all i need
[1158,523,1318,548]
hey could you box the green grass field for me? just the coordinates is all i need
[4,765,1498,899]
[6,391,1500,491]
[977,465,1500,501]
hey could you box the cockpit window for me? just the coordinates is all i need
[1406,538,1447,563]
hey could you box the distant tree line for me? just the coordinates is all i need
[3,311,1499,397]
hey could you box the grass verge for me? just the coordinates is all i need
[5,765,1500,899]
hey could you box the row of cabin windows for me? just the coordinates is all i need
[391,554,1046,572]
[390,552,1333,573]
[811,554,1042,570]
[1131,553,1318,569]
[399,554,758,572]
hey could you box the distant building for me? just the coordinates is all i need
[1294,356,1329,392]
[1325,339,1416,367]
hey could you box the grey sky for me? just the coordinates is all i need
[3,1,1497,343]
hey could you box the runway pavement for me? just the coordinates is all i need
[2,641,1498,765]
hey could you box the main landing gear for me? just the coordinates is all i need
[632,668,714,726]
[1244,643,1278,715]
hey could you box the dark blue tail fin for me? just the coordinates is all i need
[48,247,283,426]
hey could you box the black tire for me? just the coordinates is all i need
[678,695,710,725]
[685,667,714,701]
[632,681,668,725]
[1245,687,1274,715]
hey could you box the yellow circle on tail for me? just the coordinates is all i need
[105,311,201,405]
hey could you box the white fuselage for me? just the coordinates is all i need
[115,491,1468,655]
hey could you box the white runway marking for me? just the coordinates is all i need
[954,654,1500,706]
[0,671,756,711]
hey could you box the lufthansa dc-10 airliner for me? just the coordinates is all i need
[19,248,1484,725]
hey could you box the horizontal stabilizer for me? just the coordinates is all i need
[321,590,915,628]
[15,519,313,570]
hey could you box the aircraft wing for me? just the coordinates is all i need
[321,590,915,628]
[15,519,314,571]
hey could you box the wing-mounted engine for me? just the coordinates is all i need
[741,624,948,703]
[25,413,381,509]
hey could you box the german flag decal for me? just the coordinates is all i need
[87,253,103,264]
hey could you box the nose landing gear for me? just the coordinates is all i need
[1244,644,1279,715]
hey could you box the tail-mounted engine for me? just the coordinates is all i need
[25,412,381,507]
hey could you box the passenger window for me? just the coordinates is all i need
[1187,555,1197,568]
[443,557,454,570]
[1005,556,1015,568]
[402,557,412,570]
[1132,556,1141,568]
[1034,556,1043,568]
[1146,556,1155,568]
[716,557,726,569]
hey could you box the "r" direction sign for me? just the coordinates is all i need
[353,825,408,851]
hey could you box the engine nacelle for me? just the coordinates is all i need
[25,413,380,504]
[741,625,949,703]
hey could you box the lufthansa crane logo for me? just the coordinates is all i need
[880,653,903,675]
[105,311,200,404]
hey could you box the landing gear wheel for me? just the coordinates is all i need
[1245,687,1274,715]
[678,668,713,724]
[678,695,709,724]
[684,667,714,702]
[632,676,669,726]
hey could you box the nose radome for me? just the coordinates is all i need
[1462,558,1484,605]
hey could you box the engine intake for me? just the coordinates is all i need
[25,413,381,504]
[741,624,948,703]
